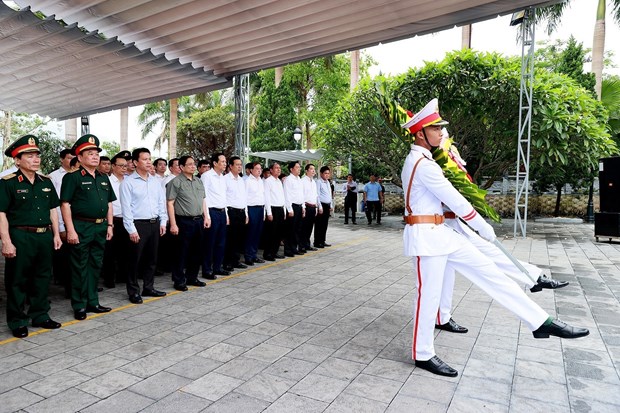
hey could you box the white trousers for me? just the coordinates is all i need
[411,241,549,361]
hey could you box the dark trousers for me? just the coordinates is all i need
[344,195,357,223]
[5,229,53,329]
[300,205,317,250]
[53,238,71,295]
[102,217,129,284]
[224,208,246,267]
[203,208,226,274]
[69,220,106,310]
[127,220,160,295]
[314,202,331,246]
[263,206,285,258]
[172,216,203,285]
[245,206,264,261]
[366,200,382,223]
[284,203,303,254]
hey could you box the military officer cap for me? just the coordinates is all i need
[401,98,449,135]
[111,150,131,164]
[4,135,40,158]
[71,134,102,156]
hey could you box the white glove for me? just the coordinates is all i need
[467,213,496,242]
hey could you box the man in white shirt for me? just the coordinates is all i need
[244,161,265,266]
[301,164,321,252]
[263,162,287,261]
[342,174,358,224]
[314,166,333,248]
[153,158,167,182]
[201,153,230,278]
[283,161,305,257]
[223,156,248,272]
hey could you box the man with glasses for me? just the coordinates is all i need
[167,155,208,291]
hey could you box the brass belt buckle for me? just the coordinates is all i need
[36,227,47,233]
[95,218,105,224]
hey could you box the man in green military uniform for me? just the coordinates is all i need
[0,135,63,338]
[60,134,115,320]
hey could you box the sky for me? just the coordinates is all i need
[41,0,620,159]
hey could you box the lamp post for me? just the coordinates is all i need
[293,126,302,150]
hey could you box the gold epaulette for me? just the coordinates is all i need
[2,173,16,180]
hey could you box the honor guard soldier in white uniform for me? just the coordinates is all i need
[400,98,589,377]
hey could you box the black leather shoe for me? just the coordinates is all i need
[532,319,589,339]
[187,280,206,287]
[215,269,231,276]
[323,243,332,247]
[263,255,276,261]
[174,284,188,291]
[244,260,255,266]
[314,244,324,248]
[97,287,104,292]
[142,289,166,297]
[306,247,318,251]
[203,272,216,280]
[223,265,235,272]
[74,308,87,320]
[284,252,295,257]
[530,276,569,293]
[435,318,468,334]
[32,319,62,329]
[86,305,112,313]
[234,262,248,269]
[295,249,305,255]
[129,294,143,304]
[275,254,285,259]
[253,258,265,264]
[415,356,458,377]
[12,326,28,338]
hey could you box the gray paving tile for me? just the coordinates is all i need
[386,394,447,413]
[243,343,291,363]
[344,373,402,404]
[77,369,142,398]
[263,356,318,381]
[286,343,334,364]
[139,391,211,413]
[567,376,620,405]
[109,341,163,361]
[290,372,350,403]
[202,391,270,413]
[511,375,569,408]
[69,354,130,378]
[197,342,248,363]
[164,356,222,379]
[235,372,296,403]
[0,368,43,394]
[23,388,99,413]
[325,392,388,413]
[509,395,570,413]
[0,388,43,413]
[181,371,244,401]
[128,371,191,399]
[514,359,567,385]
[22,369,90,398]
[454,375,511,406]
[0,353,40,375]
[214,356,269,380]
[447,394,508,412]
[399,373,457,404]
[81,389,154,413]
[262,392,328,413]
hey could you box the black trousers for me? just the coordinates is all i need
[300,205,317,250]
[203,208,226,273]
[224,207,246,267]
[102,216,129,284]
[366,201,382,223]
[263,206,285,258]
[284,203,303,254]
[172,215,203,285]
[127,220,160,295]
[344,195,357,223]
[314,202,331,246]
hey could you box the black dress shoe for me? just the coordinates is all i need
[74,308,87,320]
[284,252,295,257]
[129,294,143,304]
[203,272,216,280]
[86,305,112,313]
[187,280,206,287]
[415,356,458,377]
[12,326,28,338]
[142,289,166,297]
[174,284,188,291]
[532,319,589,339]
[244,260,255,266]
[32,319,62,329]
[295,249,305,255]
[97,287,104,292]
[323,243,332,247]
[223,265,235,272]
[435,318,468,334]
[234,262,248,269]
[253,258,265,264]
[530,275,569,293]
[306,247,318,251]
[214,269,231,276]
[275,254,285,259]
[263,255,276,261]
[314,244,324,248]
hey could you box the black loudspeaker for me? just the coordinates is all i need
[599,157,620,213]
[595,212,620,241]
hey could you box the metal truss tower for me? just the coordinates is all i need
[234,74,250,162]
[513,8,535,238]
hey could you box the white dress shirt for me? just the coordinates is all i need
[283,174,304,212]
[109,173,123,217]
[225,172,247,213]
[264,175,286,216]
[301,175,320,210]
[245,174,265,206]
[201,169,228,219]
[49,167,69,231]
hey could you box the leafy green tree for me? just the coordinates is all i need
[100,141,120,157]
[176,106,235,160]
[601,76,620,145]
[536,37,595,93]
[1,111,58,171]
[38,132,70,175]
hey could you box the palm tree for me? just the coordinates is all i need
[536,0,620,98]
[137,96,194,152]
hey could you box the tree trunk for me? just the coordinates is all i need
[554,183,563,217]
[120,107,129,150]
[275,67,283,88]
[592,0,605,99]
[350,50,360,91]
[461,25,472,49]
[169,98,178,158]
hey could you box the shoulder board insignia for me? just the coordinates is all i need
[1,173,16,180]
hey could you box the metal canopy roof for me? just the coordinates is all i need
[5,0,560,119]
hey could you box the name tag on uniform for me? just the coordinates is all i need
[42,188,52,192]
[82,182,92,185]
[17,189,28,194]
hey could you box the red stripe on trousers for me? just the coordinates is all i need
[413,256,423,360]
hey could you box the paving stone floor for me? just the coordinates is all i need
[0,216,619,412]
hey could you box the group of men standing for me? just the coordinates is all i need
[0,134,334,338]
